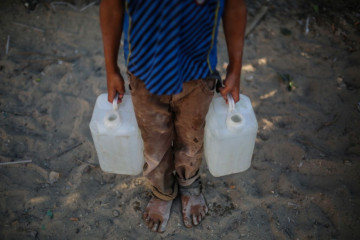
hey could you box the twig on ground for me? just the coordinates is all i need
[305,15,310,35]
[295,137,334,157]
[316,114,339,132]
[5,161,49,180]
[0,108,29,116]
[13,22,44,33]
[50,1,97,12]
[80,1,97,12]
[13,52,81,65]
[57,54,81,62]
[50,1,78,12]
[245,6,268,37]
[75,159,98,168]
[0,160,32,166]
[5,35,10,55]
[56,142,83,158]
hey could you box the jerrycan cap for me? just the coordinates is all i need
[104,94,121,127]
[226,94,244,130]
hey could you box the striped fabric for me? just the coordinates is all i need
[123,0,224,95]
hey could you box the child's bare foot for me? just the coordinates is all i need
[143,196,173,233]
[180,184,208,228]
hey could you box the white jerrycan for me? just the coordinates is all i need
[204,94,258,177]
[89,94,144,175]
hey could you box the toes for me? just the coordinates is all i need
[151,221,159,232]
[192,214,199,226]
[197,214,202,223]
[148,220,154,229]
[158,220,168,233]
[183,216,192,228]
[204,205,209,214]
[200,209,206,218]
[145,215,151,223]
[143,212,148,220]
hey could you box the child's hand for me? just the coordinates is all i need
[106,66,125,104]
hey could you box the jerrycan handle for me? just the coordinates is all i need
[226,94,244,130]
[104,94,121,127]
[113,94,119,111]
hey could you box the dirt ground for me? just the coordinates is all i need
[0,0,360,239]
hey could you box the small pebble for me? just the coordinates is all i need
[49,171,60,184]
[245,75,254,81]
[207,181,214,187]
[337,76,346,89]
[344,160,352,166]
[112,210,120,217]
[29,230,38,238]
[134,178,143,186]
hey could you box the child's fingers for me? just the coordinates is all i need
[219,87,240,104]
[219,87,230,104]
[116,91,124,104]
[231,90,240,103]
[108,89,117,103]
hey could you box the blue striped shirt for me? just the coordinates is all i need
[123,0,224,95]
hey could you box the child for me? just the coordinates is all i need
[100,0,246,232]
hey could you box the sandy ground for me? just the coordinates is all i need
[1,0,360,239]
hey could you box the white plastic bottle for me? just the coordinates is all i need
[89,94,144,175]
[204,94,258,177]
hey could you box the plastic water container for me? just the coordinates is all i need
[204,94,258,177]
[89,94,144,175]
